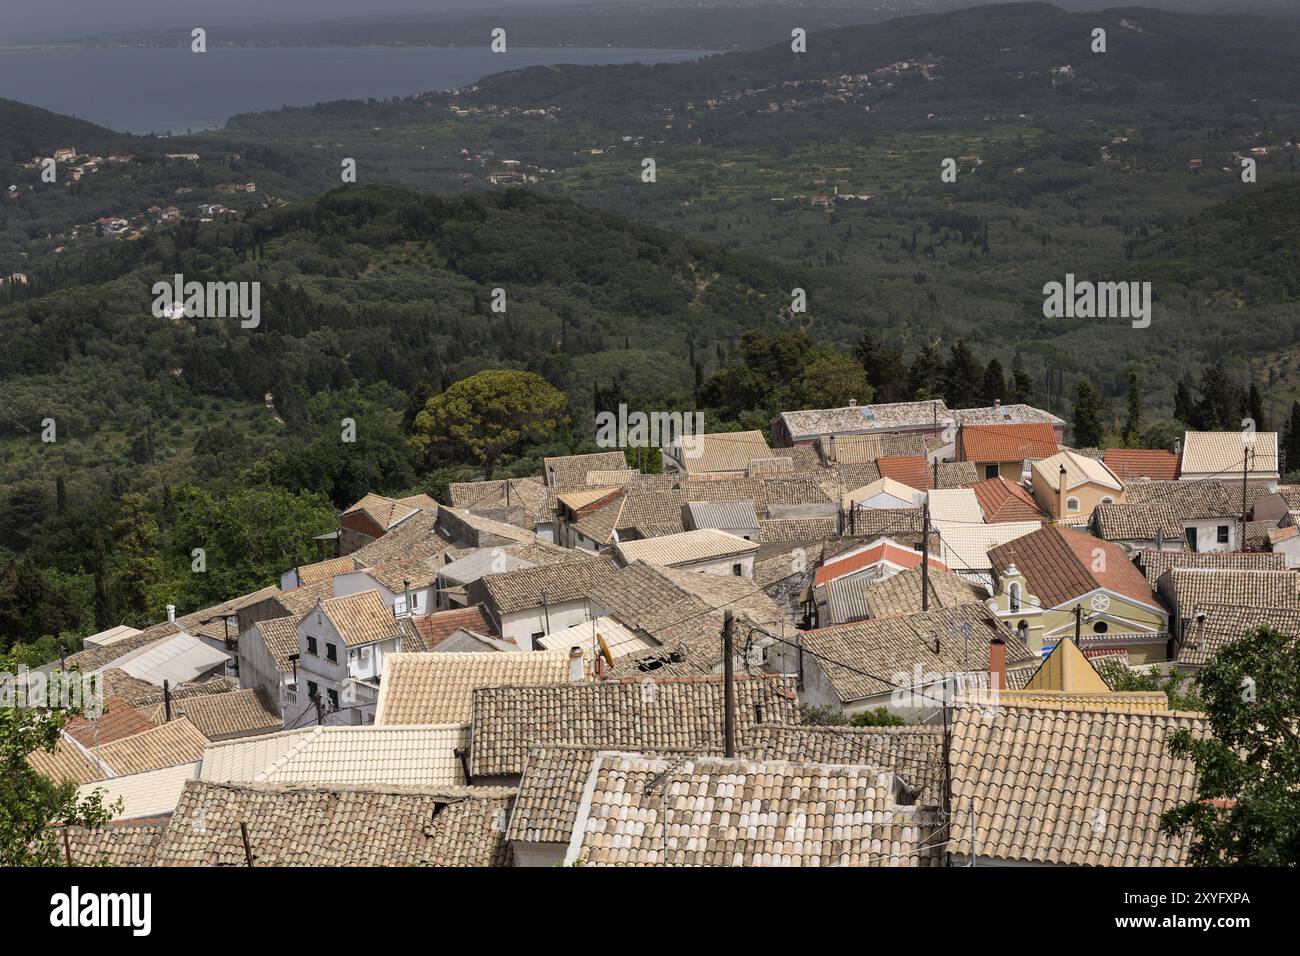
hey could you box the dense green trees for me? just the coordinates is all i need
[1160,626,1300,866]
[411,370,570,479]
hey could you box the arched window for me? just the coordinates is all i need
[1100,496,1115,505]
[1009,582,1022,611]
[1066,496,1081,512]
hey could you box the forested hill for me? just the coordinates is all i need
[1133,179,1300,306]
[460,3,1300,111]
[0,98,142,163]
[0,184,798,449]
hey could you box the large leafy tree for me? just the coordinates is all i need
[1,652,120,866]
[1160,625,1300,865]
[411,369,569,478]
[799,349,874,410]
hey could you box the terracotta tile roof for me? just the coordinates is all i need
[954,403,1066,428]
[375,651,575,726]
[615,529,758,567]
[64,697,156,748]
[876,456,932,490]
[859,566,986,619]
[958,423,1058,462]
[508,745,709,846]
[58,823,165,866]
[96,717,209,775]
[565,753,945,867]
[744,724,945,801]
[245,616,300,673]
[291,555,357,586]
[200,724,470,786]
[342,492,419,531]
[396,492,439,510]
[966,477,1048,523]
[163,688,281,740]
[615,488,687,536]
[776,400,950,441]
[1094,480,1235,541]
[949,704,1205,865]
[348,510,453,566]
[406,605,496,651]
[543,451,630,490]
[447,476,550,523]
[758,517,839,542]
[316,589,404,647]
[1162,568,1300,620]
[934,461,980,489]
[469,675,799,778]
[847,507,924,537]
[28,737,109,785]
[475,555,617,615]
[801,604,1035,703]
[77,763,201,820]
[989,525,1165,612]
[1176,603,1300,665]
[813,539,941,587]
[1181,431,1278,476]
[818,433,927,464]
[364,557,441,593]
[155,781,514,866]
[669,430,773,475]
[1103,448,1180,480]
[1138,549,1284,586]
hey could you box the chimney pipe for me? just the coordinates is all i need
[568,646,585,683]
[1057,464,1068,520]
[403,578,413,618]
[166,604,176,623]
[988,634,1006,692]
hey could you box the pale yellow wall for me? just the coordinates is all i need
[973,460,1025,482]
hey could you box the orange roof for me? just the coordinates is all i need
[958,423,1058,463]
[876,456,932,490]
[64,697,155,748]
[966,477,1048,524]
[813,540,946,587]
[409,604,497,649]
[1102,448,1180,481]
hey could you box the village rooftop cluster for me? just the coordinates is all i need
[28,395,1296,867]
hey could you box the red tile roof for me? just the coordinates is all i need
[876,456,932,490]
[813,540,947,587]
[988,525,1165,612]
[965,477,1049,524]
[64,697,156,748]
[409,604,497,650]
[1102,448,1180,481]
[958,423,1058,463]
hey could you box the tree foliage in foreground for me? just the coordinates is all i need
[1159,626,1300,866]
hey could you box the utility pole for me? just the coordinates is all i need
[1241,449,1251,549]
[722,611,735,758]
[313,694,324,726]
[921,499,931,612]
[163,679,172,722]
[1073,604,1082,646]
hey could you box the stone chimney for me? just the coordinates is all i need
[568,646,585,683]
[166,604,176,623]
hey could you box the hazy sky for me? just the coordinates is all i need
[5,0,639,44]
